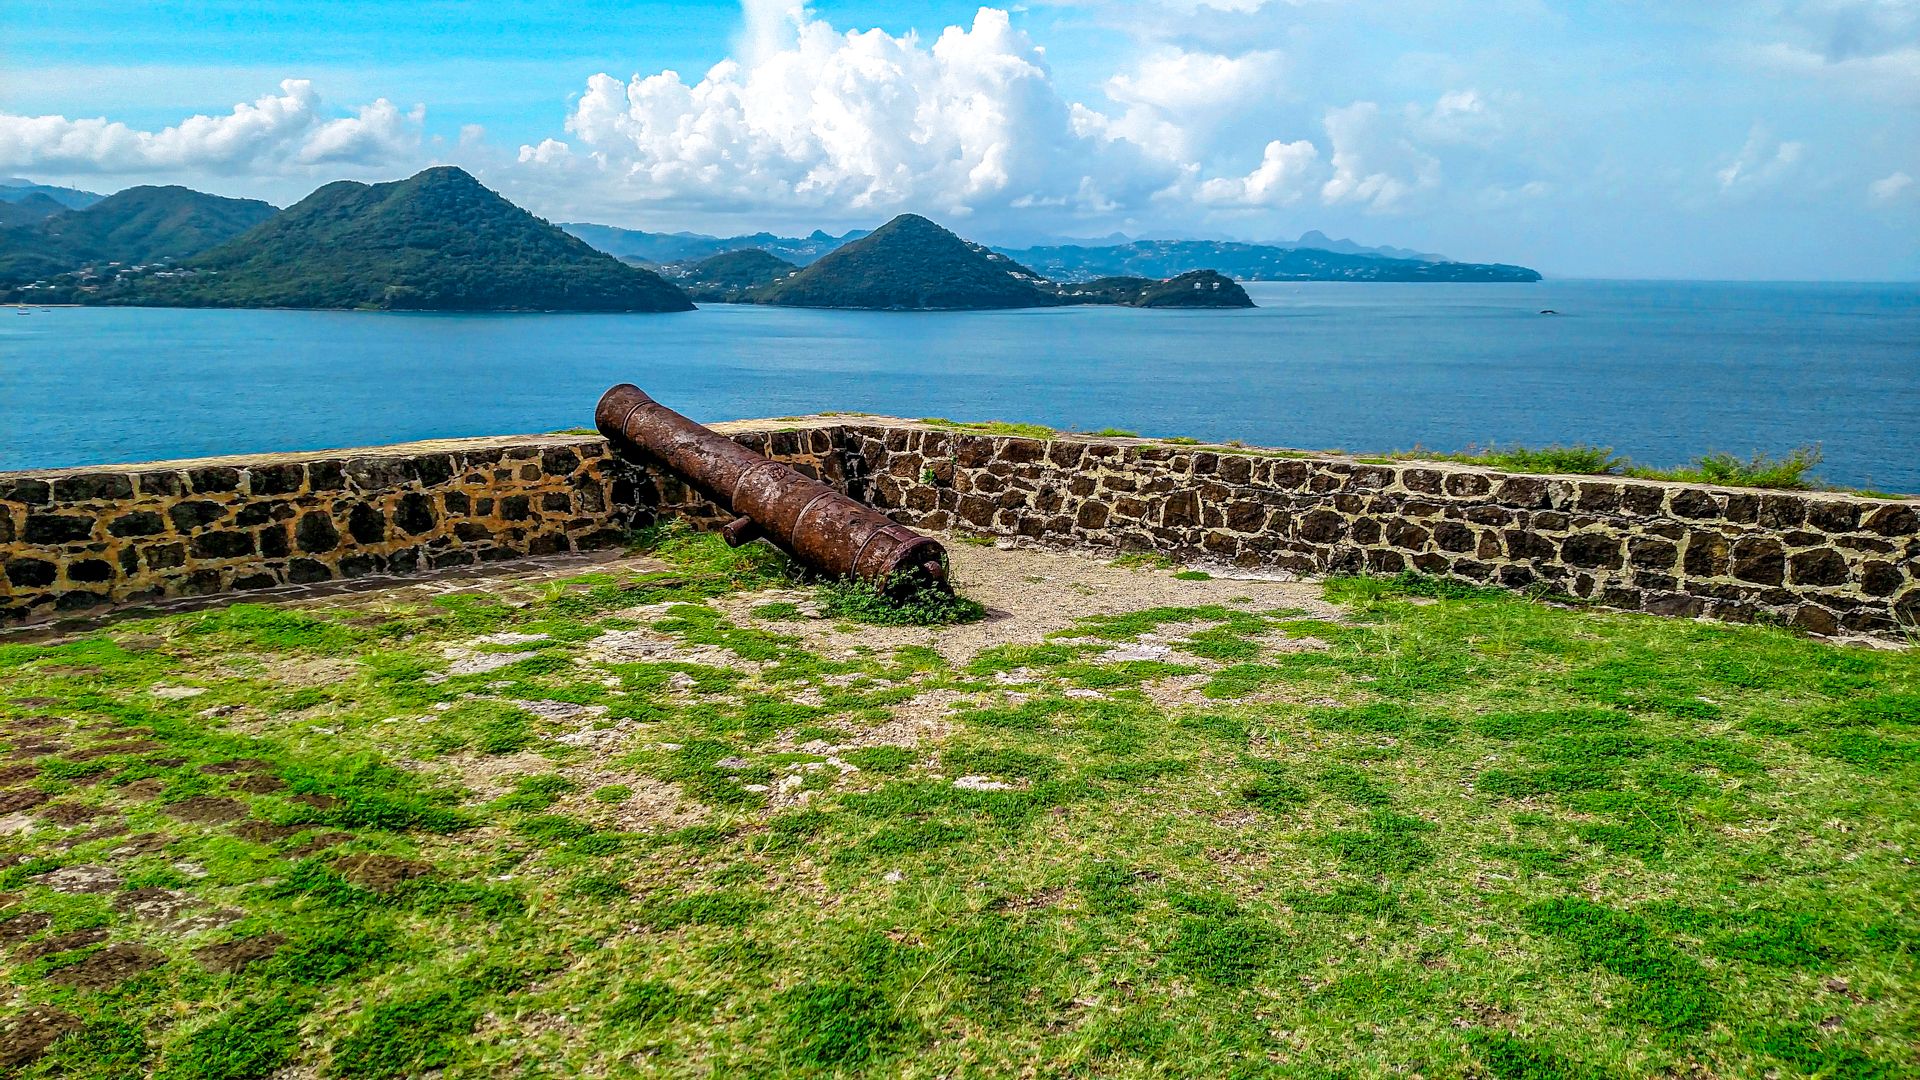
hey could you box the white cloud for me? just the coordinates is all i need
[300,99,424,165]
[1320,100,1443,212]
[543,8,1185,222]
[529,5,1520,228]
[1869,170,1915,201]
[1197,139,1319,206]
[1103,48,1286,161]
[0,80,423,175]
[1715,124,1807,193]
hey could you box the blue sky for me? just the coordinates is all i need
[4,1,1916,279]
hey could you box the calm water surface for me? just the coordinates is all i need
[2,281,1915,490]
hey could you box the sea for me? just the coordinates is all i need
[2,280,1916,492]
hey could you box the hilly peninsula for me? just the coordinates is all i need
[705,214,1253,310]
[9,168,694,313]
[664,249,798,302]
[1000,239,1541,283]
[0,186,276,289]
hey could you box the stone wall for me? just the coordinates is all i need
[0,436,632,621]
[0,427,848,624]
[4,420,1917,637]
[836,423,1920,638]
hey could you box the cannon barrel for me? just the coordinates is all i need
[595,384,948,593]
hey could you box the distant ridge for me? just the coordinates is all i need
[0,178,104,211]
[561,223,866,267]
[0,193,69,229]
[566,217,1536,284]
[998,240,1539,283]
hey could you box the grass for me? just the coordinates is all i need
[0,548,1915,1078]
[914,418,1056,439]
[1374,442,1846,492]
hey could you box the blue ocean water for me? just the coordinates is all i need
[2,280,1915,490]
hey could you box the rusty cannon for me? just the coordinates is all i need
[595,384,949,595]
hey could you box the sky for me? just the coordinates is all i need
[2,1,1916,279]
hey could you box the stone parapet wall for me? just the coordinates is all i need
[0,425,852,624]
[0,436,631,621]
[838,424,1920,638]
[4,419,1917,637]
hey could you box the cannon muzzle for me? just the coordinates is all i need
[595,384,949,594]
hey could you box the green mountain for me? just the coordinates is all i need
[1061,270,1254,308]
[666,249,798,302]
[1000,239,1540,283]
[0,193,68,229]
[751,214,1059,309]
[0,186,277,288]
[741,214,1254,310]
[31,167,694,312]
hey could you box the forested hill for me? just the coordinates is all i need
[0,186,276,288]
[748,214,1059,309]
[12,168,694,312]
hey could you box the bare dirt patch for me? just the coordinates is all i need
[723,542,1335,664]
[331,853,432,893]
[199,758,275,775]
[160,795,248,824]
[229,774,288,794]
[114,778,166,803]
[45,942,166,989]
[0,789,49,814]
[34,864,122,894]
[16,928,109,962]
[114,887,243,933]
[194,932,287,973]
[36,802,105,827]
[0,1005,81,1070]
[0,912,52,942]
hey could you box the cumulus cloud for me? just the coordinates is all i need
[1197,139,1319,206]
[0,80,424,175]
[527,4,1507,227]
[1103,48,1287,161]
[543,8,1184,221]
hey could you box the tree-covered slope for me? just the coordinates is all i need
[1055,270,1254,308]
[751,214,1058,310]
[0,193,69,229]
[667,248,798,302]
[128,167,694,312]
[0,186,277,287]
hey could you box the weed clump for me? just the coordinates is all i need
[816,574,986,627]
[1628,446,1825,490]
